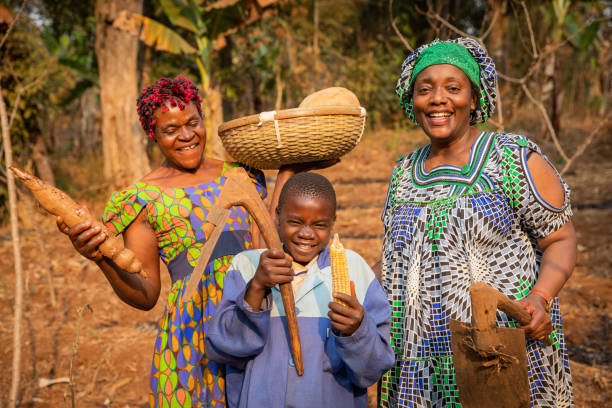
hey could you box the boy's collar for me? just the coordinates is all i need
[292,256,317,273]
[290,247,331,272]
[273,248,332,304]
[317,247,330,270]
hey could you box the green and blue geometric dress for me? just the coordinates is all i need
[103,162,266,408]
[379,131,574,407]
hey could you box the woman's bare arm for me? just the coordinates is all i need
[519,152,577,339]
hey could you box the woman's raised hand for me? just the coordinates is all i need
[56,209,107,262]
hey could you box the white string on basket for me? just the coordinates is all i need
[257,110,282,148]
[357,107,367,143]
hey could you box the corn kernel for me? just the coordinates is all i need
[330,233,350,306]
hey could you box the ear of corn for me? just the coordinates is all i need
[330,233,351,306]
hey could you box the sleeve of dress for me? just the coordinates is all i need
[205,253,271,370]
[233,163,267,200]
[331,254,395,388]
[102,182,151,236]
[499,134,573,238]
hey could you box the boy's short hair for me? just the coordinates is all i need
[277,172,336,214]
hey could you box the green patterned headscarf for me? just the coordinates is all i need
[397,38,498,125]
[409,41,480,88]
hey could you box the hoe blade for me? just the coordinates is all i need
[449,318,530,408]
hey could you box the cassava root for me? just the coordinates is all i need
[9,166,145,277]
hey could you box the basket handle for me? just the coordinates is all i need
[258,110,282,148]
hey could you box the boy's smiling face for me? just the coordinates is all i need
[277,194,335,265]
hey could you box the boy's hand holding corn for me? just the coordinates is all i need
[328,234,364,335]
[328,281,364,336]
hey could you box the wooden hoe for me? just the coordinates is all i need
[182,167,304,375]
[449,282,551,408]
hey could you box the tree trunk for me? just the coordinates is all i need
[95,0,150,189]
[275,68,284,110]
[486,0,508,128]
[597,34,610,117]
[205,86,230,161]
[540,51,557,139]
[1,81,24,408]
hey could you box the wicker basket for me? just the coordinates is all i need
[218,106,367,169]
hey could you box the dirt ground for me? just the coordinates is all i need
[0,126,610,407]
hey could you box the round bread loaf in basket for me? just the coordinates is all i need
[218,106,367,169]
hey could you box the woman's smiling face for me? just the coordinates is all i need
[412,64,476,143]
[153,102,206,171]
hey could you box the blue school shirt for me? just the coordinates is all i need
[205,247,394,408]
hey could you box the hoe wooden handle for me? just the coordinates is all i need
[184,167,303,375]
[218,168,303,375]
[469,282,552,346]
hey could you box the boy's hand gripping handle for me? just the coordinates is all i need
[183,167,304,375]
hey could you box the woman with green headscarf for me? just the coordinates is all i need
[378,38,576,407]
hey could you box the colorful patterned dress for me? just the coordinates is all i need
[103,162,266,408]
[379,131,573,407]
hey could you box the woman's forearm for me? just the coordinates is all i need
[532,221,577,299]
[95,257,160,310]
[249,168,295,249]
[269,168,295,219]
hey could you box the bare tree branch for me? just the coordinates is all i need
[515,0,538,58]
[561,114,612,175]
[0,0,28,50]
[8,93,21,132]
[1,75,25,408]
[69,304,93,408]
[520,83,568,162]
[509,0,533,56]
[389,0,413,51]
[427,9,473,41]
[0,5,29,406]
[421,2,602,87]
[498,72,524,84]
[495,92,504,130]
[8,66,51,131]
[419,3,491,52]
[503,15,607,84]
[487,117,504,130]
[480,6,501,41]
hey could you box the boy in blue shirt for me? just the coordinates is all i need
[205,172,394,407]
